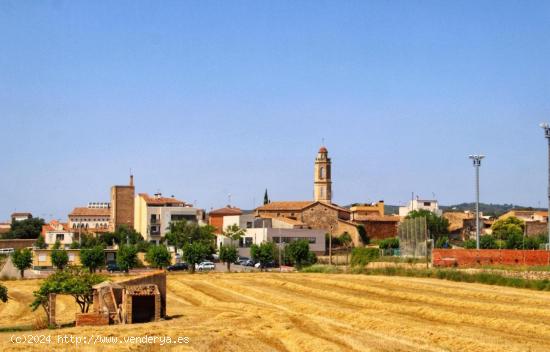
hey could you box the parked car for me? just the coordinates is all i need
[197,261,215,271]
[241,259,255,267]
[255,260,278,269]
[234,256,249,265]
[167,262,189,271]
[107,262,122,273]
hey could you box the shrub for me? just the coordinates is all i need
[379,237,399,249]
[463,239,476,249]
[300,264,342,273]
[350,247,380,267]
[356,225,369,245]
[0,283,7,303]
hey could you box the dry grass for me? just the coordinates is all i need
[0,272,550,351]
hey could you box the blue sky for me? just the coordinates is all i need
[1,1,549,220]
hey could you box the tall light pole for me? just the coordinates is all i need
[469,154,485,250]
[540,123,550,250]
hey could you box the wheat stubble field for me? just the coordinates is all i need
[0,272,549,351]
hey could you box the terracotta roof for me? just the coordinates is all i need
[256,201,350,213]
[139,193,187,206]
[209,207,242,216]
[319,146,328,153]
[42,221,71,234]
[69,207,111,217]
[11,212,31,217]
[272,217,307,226]
[257,201,315,211]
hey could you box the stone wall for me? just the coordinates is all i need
[433,249,550,267]
[0,239,36,249]
[302,203,339,234]
[117,271,166,317]
[526,221,547,236]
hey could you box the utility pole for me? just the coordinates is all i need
[540,123,550,250]
[329,225,333,265]
[469,154,485,250]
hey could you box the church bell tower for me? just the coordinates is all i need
[314,146,332,203]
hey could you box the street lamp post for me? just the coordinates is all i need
[469,154,485,250]
[540,123,550,250]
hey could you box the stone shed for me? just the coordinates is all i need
[76,271,166,327]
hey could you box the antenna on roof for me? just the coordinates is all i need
[321,137,325,146]
[228,193,232,206]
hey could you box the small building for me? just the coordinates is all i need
[399,198,442,217]
[41,220,75,249]
[11,212,32,222]
[76,272,166,327]
[208,206,243,234]
[68,204,111,233]
[134,193,205,244]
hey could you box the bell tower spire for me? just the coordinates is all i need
[314,146,332,203]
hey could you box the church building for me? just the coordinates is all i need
[255,147,399,246]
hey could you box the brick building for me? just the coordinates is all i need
[208,206,243,234]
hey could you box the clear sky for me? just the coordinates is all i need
[1,0,549,221]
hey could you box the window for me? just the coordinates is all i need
[69,254,75,262]
[38,254,46,262]
[244,237,253,248]
[56,234,64,242]
[319,166,325,179]
[423,202,431,206]
[246,222,253,228]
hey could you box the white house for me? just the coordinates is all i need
[41,220,76,249]
[399,198,442,217]
[217,214,326,257]
[134,193,205,244]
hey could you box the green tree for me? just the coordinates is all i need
[51,248,69,270]
[356,224,369,245]
[406,210,449,240]
[492,217,524,242]
[339,232,353,264]
[250,242,275,270]
[286,240,312,269]
[34,235,47,249]
[116,245,138,273]
[223,224,245,246]
[7,217,45,239]
[182,242,210,273]
[31,267,105,314]
[79,233,103,249]
[165,220,216,250]
[12,248,33,278]
[219,245,238,272]
[80,246,105,273]
[52,240,61,250]
[146,245,172,269]
[0,284,7,303]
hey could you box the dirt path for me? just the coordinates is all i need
[0,272,549,351]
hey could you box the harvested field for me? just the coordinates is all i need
[0,272,550,351]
